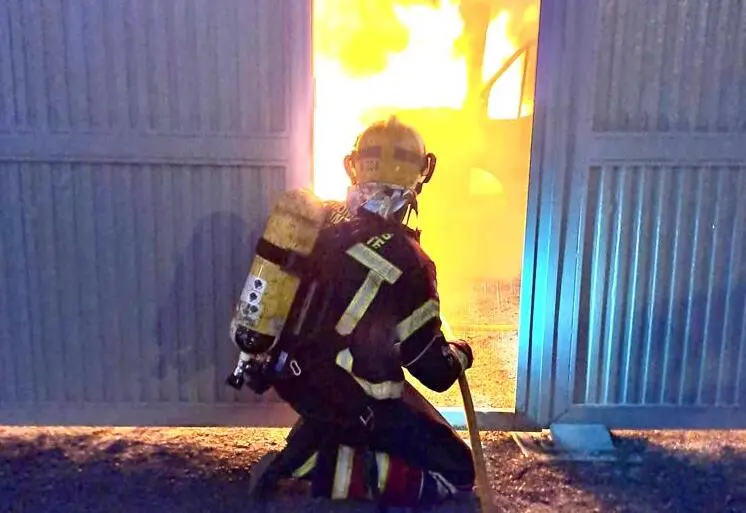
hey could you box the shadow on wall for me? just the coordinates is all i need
[149,211,261,403]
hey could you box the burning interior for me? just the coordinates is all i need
[312,0,540,409]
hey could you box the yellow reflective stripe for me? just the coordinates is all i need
[332,445,355,499]
[396,299,440,342]
[291,452,318,478]
[346,243,402,284]
[336,272,384,335]
[353,377,403,400]
[335,348,403,400]
[335,243,402,336]
[375,452,390,492]
[335,348,354,372]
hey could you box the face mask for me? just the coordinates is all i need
[345,183,414,220]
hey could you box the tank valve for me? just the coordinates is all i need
[226,352,252,390]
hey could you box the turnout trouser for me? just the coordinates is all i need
[271,398,475,507]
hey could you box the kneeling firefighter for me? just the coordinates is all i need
[226,116,476,509]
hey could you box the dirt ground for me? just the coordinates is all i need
[411,279,522,410]
[2,426,746,513]
[408,330,518,410]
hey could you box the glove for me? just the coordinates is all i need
[449,340,473,371]
[245,357,273,395]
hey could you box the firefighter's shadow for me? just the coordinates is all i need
[151,211,258,399]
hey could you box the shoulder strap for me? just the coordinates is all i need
[255,237,313,277]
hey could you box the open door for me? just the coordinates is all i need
[312,0,541,419]
[514,0,746,430]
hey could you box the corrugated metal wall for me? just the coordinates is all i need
[0,0,292,134]
[576,164,746,408]
[592,0,746,133]
[0,0,311,425]
[514,0,746,429]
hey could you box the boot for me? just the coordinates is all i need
[248,450,282,499]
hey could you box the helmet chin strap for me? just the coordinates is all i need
[404,193,419,220]
[402,195,423,241]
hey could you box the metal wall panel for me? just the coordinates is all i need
[575,164,746,408]
[507,0,746,430]
[0,162,283,399]
[0,0,312,426]
[0,0,288,134]
[593,0,746,133]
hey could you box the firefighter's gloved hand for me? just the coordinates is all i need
[449,340,473,371]
[245,357,273,395]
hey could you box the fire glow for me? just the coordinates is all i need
[311,0,540,408]
[312,0,537,201]
[312,0,540,344]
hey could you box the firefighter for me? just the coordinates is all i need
[243,116,476,509]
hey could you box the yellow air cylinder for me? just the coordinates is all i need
[230,188,328,355]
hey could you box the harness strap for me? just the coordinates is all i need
[255,237,313,277]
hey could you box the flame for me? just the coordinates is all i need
[312,0,539,335]
[313,0,467,201]
[482,11,530,119]
[312,0,535,201]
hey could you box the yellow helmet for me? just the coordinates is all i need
[343,116,436,193]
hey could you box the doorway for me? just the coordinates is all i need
[312,0,541,410]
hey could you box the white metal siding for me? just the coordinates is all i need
[0,0,289,135]
[576,164,746,408]
[512,0,746,429]
[592,0,746,133]
[0,0,311,426]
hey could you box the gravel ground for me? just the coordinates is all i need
[3,426,746,513]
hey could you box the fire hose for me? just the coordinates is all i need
[442,317,497,513]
